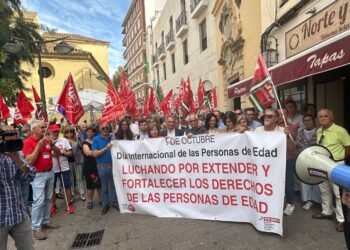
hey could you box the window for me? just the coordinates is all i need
[183,39,189,64]
[278,82,306,112]
[163,62,167,80]
[171,53,176,73]
[199,18,207,51]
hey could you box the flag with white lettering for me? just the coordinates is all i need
[57,74,84,125]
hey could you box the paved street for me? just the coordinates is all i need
[7,196,346,250]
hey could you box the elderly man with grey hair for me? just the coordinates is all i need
[22,120,61,240]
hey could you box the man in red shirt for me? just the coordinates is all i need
[23,120,62,240]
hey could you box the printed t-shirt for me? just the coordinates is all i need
[52,138,72,173]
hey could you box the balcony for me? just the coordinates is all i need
[152,54,159,67]
[190,0,208,19]
[158,43,166,60]
[176,11,188,38]
[122,36,126,46]
[166,30,175,51]
[123,49,127,59]
[122,26,126,34]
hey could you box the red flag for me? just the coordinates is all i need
[180,77,193,117]
[32,85,47,120]
[197,79,205,108]
[17,90,34,119]
[118,72,139,118]
[57,74,84,125]
[142,97,149,117]
[209,87,217,111]
[101,80,126,125]
[249,54,276,112]
[0,96,11,120]
[148,87,155,113]
[14,106,28,126]
[159,89,173,117]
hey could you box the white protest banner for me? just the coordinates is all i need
[112,132,286,235]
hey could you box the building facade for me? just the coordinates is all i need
[212,0,264,111]
[20,12,110,122]
[147,0,219,109]
[228,0,350,131]
[121,0,148,110]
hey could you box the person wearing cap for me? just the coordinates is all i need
[48,124,74,216]
[22,120,62,240]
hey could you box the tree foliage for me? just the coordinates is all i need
[112,66,125,91]
[0,0,42,105]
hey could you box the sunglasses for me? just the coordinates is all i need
[101,127,109,131]
[65,130,75,133]
[318,135,324,144]
[264,115,276,119]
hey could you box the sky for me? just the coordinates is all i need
[21,0,142,77]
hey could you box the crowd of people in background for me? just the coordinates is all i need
[1,100,350,249]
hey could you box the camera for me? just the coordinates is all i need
[0,129,23,153]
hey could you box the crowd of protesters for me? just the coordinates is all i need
[1,101,350,249]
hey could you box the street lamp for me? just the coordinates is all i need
[2,36,74,115]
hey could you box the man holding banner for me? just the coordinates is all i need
[160,115,184,137]
[92,123,118,215]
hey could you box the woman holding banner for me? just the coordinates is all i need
[223,111,237,133]
[114,119,134,140]
[204,113,220,134]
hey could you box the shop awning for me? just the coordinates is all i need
[228,30,350,98]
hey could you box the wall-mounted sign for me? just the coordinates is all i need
[286,0,350,58]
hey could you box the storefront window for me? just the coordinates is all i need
[278,82,306,114]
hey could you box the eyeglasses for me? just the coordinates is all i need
[318,135,324,144]
[189,119,197,122]
[40,126,46,129]
[125,116,131,119]
[101,127,109,131]
[264,115,276,119]
[234,112,242,116]
[65,130,75,133]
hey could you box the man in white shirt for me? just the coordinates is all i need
[48,124,74,216]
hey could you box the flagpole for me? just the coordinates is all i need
[43,78,68,135]
[271,82,295,143]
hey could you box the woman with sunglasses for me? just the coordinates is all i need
[65,127,86,201]
[82,126,101,209]
[114,119,134,140]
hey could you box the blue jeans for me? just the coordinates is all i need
[31,171,54,229]
[97,165,117,206]
[285,159,295,204]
